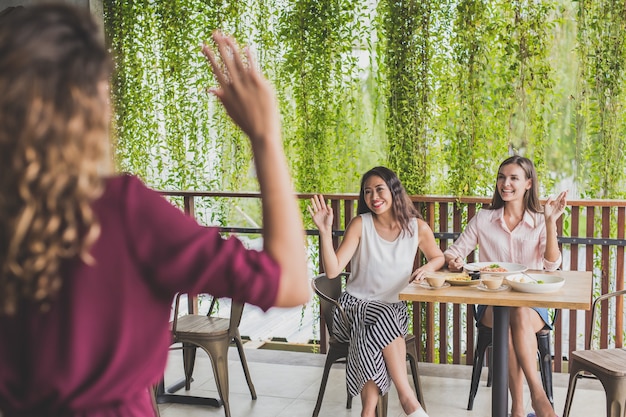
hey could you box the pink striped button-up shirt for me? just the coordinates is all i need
[444,207,561,271]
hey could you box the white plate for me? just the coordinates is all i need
[476,283,510,292]
[420,282,451,290]
[464,262,528,276]
[505,274,565,293]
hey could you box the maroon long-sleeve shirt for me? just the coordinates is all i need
[0,175,280,416]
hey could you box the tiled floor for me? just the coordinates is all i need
[157,347,606,417]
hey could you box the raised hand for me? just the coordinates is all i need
[201,31,279,144]
[307,194,333,235]
[544,190,568,224]
[203,31,310,307]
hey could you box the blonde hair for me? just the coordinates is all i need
[0,4,113,315]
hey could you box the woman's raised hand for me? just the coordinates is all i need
[544,190,568,224]
[203,31,310,307]
[202,31,279,145]
[308,194,333,234]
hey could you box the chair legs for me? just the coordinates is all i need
[150,385,161,417]
[312,366,384,417]
[313,337,421,417]
[347,387,353,409]
[537,331,554,408]
[312,342,348,417]
[182,343,197,390]
[603,377,626,417]
[200,338,232,417]
[233,332,257,399]
[468,325,554,411]
[179,336,256,417]
[406,335,426,410]
[563,354,626,417]
[376,392,389,417]
[467,325,492,410]
[562,365,580,417]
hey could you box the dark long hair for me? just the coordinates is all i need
[357,166,422,236]
[0,4,112,315]
[489,156,542,213]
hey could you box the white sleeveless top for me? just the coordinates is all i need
[346,212,419,303]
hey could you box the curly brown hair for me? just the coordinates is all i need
[0,4,113,315]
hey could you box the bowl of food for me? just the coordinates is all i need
[424,273,448,288]
[505,274,565,293]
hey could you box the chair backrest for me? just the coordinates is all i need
[588,289,626,350]
[171,293,244,339]
[311,272,349,338]
[204,295,245,337]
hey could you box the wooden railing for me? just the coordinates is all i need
[159,190,626,372]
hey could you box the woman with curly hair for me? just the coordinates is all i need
[0,3,309,416]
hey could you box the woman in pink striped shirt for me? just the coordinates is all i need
[444,155,567,417]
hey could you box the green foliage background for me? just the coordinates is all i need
[104,0,626,203]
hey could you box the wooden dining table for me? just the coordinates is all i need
[399,270,593,417]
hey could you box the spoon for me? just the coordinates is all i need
[520,271,540,283]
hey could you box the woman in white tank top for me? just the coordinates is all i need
[309,166,445,417]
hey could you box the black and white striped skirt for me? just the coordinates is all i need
[333,292,409,397]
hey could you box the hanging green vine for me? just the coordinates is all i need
[508,0,558,191]
[443,0,497,197]
[105,0,162,183]
[278,0,364,195]
[104,0,254,225]
[376,0,432,195]
[104,0,626,204]
[544,2,578,188]
[575,0,626,198]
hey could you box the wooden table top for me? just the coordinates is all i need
[399,270,593,310]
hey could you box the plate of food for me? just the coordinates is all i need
[445,273,480,286]
[424,271,478,287]
[505,274,565,293]
[464,262,527,277]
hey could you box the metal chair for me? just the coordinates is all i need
[311,272,425,417]
[467,307,556,410]
[150,385,160,417]
[563,289,626,417]
[158,294,256,417]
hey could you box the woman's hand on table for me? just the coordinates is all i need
[410,268,426,283]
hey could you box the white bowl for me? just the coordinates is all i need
[505,274,565,293]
